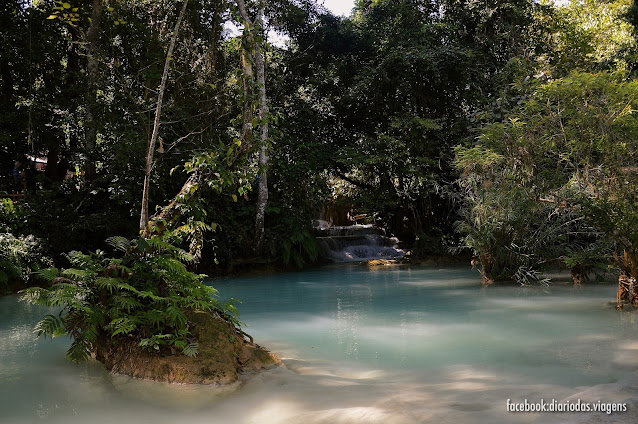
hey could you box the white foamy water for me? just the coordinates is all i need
[316,224,405,262]
[1,266,637,423]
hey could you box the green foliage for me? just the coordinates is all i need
[456,71,638,282]
[21,236,239,362]
[4,0,638,280]
[0,199,52,290]
[0,198,29,233]
[267,0,548,243]
[0,232,52,290]
[281,230,321,268]
[45,1,81,26]
[411,230,456,258]
[11,182,140,262]
[545,0,636,74]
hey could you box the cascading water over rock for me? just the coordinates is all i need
[313,222,405,262]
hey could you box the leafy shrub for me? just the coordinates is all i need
[13,182,139,262]
[21,236,239,363]
[0,200,52,290]
[0,198,30,233]
[281,230,321,268]
[0,200,51,291]
[0,232,52,290]
[455,71,636,284]
[412,230,456,258]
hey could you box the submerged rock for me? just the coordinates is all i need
[94,311,280,385]
[365,259,398,267]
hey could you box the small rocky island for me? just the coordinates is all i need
[95,311,280,385]
[20,237,280,385]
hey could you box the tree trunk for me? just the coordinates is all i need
[236,0,269,255]
[0,58,14,105]
[479,252,495,285]
[236,0,254,151]
[616,249,638,310]
[146,1,268,251]
[253,4,268,256]
[146,170,201,238]
[140,0,189,234]
[44,134,60,180]
[45,28,81,182]
[145,0,255,241]
[84,0,103,180]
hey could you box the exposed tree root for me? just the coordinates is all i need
[616,274,638,310]
[571,264,588,285]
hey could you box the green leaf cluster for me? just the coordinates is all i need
[456,71,638,283]
[21,236,239,362]
[0,199,52,290]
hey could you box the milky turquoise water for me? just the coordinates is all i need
[1,265,637,423]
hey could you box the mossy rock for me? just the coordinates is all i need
[94,311,280,385]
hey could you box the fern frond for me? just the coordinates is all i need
[165,305,187,327]
[20,287,51,306]
[155,257,188,278]
[96,277,121,294]
[175,249,196,264]
[37,267,60,282]
[113,295,142,313]
[66,339,92,363]
[144,309,164,328]
[107,317,138,337]
[106,236,135,252]
[34,314,65,339]
[136,290,167,302]
[62,268,94,281]
[65,251,98,270]
[145,238,178,253]
[182,342,199,357]
[47,289,85,308]
[115,282,139,293]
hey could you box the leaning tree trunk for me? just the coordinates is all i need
[146,170,202,238]
[145,0,258,241]
[84,0,103,180]
[140,0,189,234]
[253,4,269,256]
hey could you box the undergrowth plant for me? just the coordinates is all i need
[20,236,240,363]
[0,199,52,290]
[282,230,321,268]
[0,232,51,290]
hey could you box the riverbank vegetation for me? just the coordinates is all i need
[20,235,279,382]
[3,0,638,372]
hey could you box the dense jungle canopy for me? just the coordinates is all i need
[2,0,638,297]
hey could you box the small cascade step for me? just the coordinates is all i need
[314,223,405,262]
[314,223,383,237]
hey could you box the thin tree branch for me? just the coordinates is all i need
[140,0,189,234]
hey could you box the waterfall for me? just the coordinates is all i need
[314,223,405,262]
